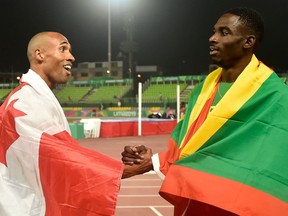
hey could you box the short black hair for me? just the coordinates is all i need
[225,7,265,44]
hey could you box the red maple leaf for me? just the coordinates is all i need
[0,99,26,166]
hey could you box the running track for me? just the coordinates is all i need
[78,134,174,216]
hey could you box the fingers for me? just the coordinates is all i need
[136,145,147,154]
[122,157,141,165]
[122,146,143,159]
[121,145,150,165]
[122,151,153,179]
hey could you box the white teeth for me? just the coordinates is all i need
[64,65,71,70]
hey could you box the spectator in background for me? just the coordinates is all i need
[179,102,186,119]
[117,99,122,107]
[91,108,97,117]
[162,104,176,119]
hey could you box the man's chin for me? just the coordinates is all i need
[210,58,222,67]
[58,79,69,85]
[210,57,218,64]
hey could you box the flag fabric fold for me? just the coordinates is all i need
[158,56,288,215]
[0,70,124,216]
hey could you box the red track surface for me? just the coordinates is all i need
[78,134,174,216]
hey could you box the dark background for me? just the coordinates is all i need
[0,0,287,76]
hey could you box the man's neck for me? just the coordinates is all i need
[220,56,252,82]
[221,68,243,82]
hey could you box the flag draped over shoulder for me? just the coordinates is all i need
[158,55,288,215]
[0,70,124,216]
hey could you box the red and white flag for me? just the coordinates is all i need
[0,70,124,215]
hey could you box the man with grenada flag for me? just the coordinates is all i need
[0,31,139,215]
[121,7,288,215]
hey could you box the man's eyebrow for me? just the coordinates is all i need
[218,26,230,31]
[59,41,69,46]
[59,41,72,50]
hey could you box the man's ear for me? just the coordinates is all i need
[243,35,256,49]
[35,49,44,61]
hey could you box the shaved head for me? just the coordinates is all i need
[27,32,67,64]
[26,31,75,88]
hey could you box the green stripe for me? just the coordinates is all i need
[175,73,288,202]
[171,82,204,147]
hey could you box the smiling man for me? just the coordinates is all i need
[27,32,74,88]
[0,32,134,216]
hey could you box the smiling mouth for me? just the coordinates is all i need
[64,65,72,71]
[63,65,72,75]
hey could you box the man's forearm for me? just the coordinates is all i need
[122,158,153,179]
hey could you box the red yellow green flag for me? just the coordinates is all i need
[158,55,288,215]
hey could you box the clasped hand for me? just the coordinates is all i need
[121,145,153,179]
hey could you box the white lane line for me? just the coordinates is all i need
[144,171,157,175]
[150,206,163,216]
[121,186,160,188]
[118,195,160,197]
[116,206,173,208]
[122,179,161,181]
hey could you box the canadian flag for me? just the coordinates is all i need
[0,71,123,216]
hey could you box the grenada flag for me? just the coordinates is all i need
[0,70,124,216]
[158,56,288,215]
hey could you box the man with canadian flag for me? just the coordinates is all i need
[0,32,142,216]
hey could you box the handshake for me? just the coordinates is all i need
[121,145,154,179]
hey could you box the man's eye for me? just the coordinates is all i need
[221,30,229,36]
[60,46,66,52]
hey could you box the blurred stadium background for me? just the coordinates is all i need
[1,72,287,139]
[0,74,207,119]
